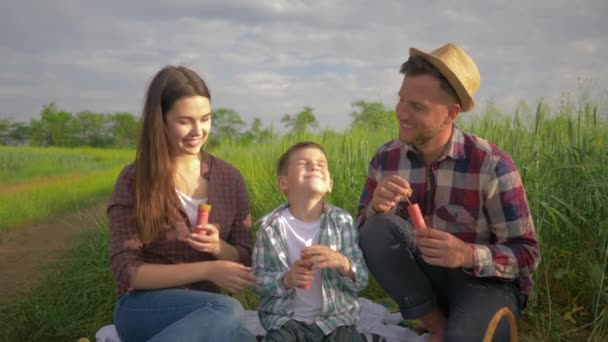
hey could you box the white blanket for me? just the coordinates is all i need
[96,298,428,342]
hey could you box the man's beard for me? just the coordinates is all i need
[403,117,450,147]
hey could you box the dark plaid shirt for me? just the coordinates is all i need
[357,127,540,296]
[108,152,253,297]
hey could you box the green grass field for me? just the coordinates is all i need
[0,147,133,231]
[0,102,607,341]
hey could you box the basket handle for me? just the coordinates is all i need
[483,307,518,342]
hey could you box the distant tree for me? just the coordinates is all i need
[108,112,139,148]
[29,117,47,146]
[241,117,274,144]
[350,100,395,130]
[0,118,11,144]
[74,110,106,146]
[7,121,31,145]
[250,117,273,142]
[30,103,77,146]
[46,108,75,146]
[212,108,246,140]
[281,106,318,135]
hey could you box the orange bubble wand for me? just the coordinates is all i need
[403,188,426,231]
[194,204,212,234]
[299,253,313,290]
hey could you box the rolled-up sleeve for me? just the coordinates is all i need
[107,164,144,296]
[472,156,540,284]
[356,152,382,228]
[253,225,292,298]
[336,213,368,292]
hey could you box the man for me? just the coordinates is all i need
[357,43,540,341]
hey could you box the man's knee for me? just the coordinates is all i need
[359,214,415,251]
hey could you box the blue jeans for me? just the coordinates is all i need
[114,288,256,342]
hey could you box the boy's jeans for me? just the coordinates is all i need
[114,288,256,342]
[264,320,363,342]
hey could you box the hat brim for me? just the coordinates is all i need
[409,47,475,112]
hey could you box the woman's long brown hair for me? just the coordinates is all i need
[135,66,210,243]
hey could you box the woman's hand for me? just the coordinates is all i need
[188,224,221,255]
[207,260,256,293]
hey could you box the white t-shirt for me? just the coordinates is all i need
[176,189,208,227]
[280,208,323,323]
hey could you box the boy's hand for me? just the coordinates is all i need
[301,245,353,278]
[282,260,314,289]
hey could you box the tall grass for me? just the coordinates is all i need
[460,102,608,340]
[0,99,607,341]
[0,222,114,341]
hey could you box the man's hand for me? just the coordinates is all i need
[370,175,411,214]
[415,228,474,268]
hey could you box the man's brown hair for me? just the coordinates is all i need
[401,56,459,103]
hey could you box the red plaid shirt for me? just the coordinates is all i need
[357,127,540,296]
[108,152,253,297]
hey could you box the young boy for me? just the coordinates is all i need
[253,141,369,342]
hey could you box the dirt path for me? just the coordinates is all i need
[0,202,107,305]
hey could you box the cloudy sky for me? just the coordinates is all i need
[1,0,606,131]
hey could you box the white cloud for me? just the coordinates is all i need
[0,0,607,130]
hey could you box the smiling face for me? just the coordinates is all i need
[396,74,460,151]
[165,95,212,157]
[278,146,333,197]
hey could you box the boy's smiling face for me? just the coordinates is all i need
[278,147,333,196]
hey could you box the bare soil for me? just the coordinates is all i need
[0,203,107,305]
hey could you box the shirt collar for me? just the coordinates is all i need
[399,125,466,162]
[256,202,332,228]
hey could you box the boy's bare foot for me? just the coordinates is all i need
[421,307,447,342]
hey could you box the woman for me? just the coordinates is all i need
[108,65,256,341]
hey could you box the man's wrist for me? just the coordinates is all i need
[462,243,475,269]
[370,201,384,214]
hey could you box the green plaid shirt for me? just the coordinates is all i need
[253,202,368,334]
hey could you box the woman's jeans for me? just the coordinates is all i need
[114,288,256,342]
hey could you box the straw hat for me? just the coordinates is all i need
[409,43,480,112]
